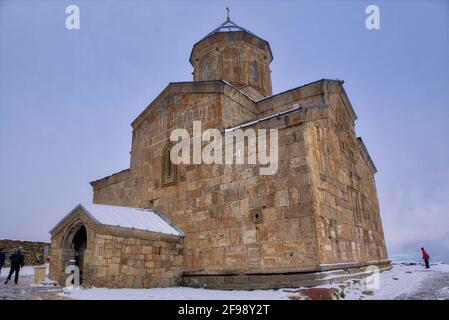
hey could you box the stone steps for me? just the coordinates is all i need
[182,263,391,290]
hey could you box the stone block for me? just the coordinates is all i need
[275,190,290,207]
[307,287,339,300]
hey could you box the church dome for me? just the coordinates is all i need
[190,17,273,97]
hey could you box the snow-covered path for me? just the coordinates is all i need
[60,263,449,300]
[0,265,67,300]
[344,263,449,300]
[0,274,66,300]
[395,269,449,300]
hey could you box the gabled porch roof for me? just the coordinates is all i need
[49,203,184,237]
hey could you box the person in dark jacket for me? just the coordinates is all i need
[4,248,25,285]
[0,248,5,275]
[421,247,430,269]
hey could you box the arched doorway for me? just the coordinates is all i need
[72,225,87,280]
[61,223,88,285]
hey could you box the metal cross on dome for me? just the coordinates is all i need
[226,7,230,21]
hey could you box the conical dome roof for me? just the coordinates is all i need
[201,19,260,40]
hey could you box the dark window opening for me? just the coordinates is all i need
[161,143,177,187]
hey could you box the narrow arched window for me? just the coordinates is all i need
[161,143,177,187]
[252,61,259,81]
[205,62,209,80]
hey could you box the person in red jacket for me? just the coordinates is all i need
[421,247,430,268]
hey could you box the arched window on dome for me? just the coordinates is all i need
[161,142,177,187]
[252,60,259,81]
[205,62,209,80]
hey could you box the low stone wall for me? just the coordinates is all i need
[81,232,184,288]
[0,239,49,267]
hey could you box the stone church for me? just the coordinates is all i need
[49,17,389,289]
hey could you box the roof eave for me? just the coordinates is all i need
[131,80,256,129]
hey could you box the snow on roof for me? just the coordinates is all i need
[83,203,183,236]
[51,203,183,237]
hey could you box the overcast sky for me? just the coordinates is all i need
[0,0,448,262]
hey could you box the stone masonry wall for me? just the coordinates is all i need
[84,232,183,288]
[306,90,388,265]
[92,88,328,275]
[91,79,389,280]
[0,239,49,266]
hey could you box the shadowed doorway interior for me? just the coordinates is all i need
[72,225,87,283]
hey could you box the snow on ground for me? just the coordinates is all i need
[1,264,48,278]
[344,263,449,300]
[62,286,293,300]
[1,266,36,277]
[1,262,446,300]
[0,265,64,300]
[61,262,449,300]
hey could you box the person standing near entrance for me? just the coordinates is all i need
[0,248,5,276]
[4,248,24,285]
[421,247,430,269]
